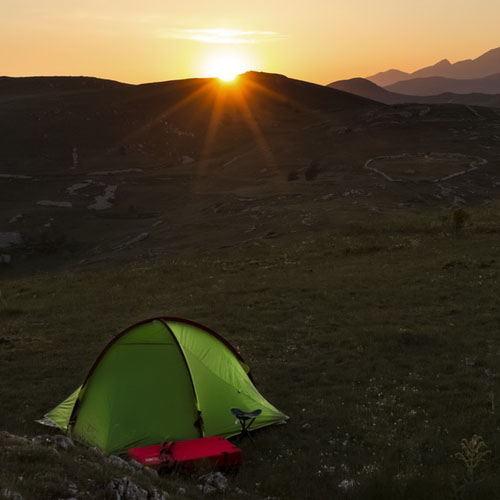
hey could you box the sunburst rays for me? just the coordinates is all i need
[115,80,213,150]
[117,74,298,193]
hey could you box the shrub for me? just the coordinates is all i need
[452,208,470,236]
[22,227,67,254]
[305,160,320,181]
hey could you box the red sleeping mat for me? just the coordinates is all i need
[128,436,242,471]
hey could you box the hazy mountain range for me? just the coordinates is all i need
[329,46,500,107]
[367,47,500,86]
[385,72,500,96]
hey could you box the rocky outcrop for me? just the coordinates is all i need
[105,477,168,500]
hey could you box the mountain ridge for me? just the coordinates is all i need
[367,46,500,86]
[385,72,500,95]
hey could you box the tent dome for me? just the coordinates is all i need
[41,317,288,454]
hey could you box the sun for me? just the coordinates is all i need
[202,53,250,82]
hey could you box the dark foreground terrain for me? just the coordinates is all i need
[1,73,500,499]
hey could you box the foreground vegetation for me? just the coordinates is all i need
[2,202,500,499]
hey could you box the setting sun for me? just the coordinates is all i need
[202,52,252,82]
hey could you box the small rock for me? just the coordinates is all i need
[0,232,23,249]
[182,155,195,164]
[8,214,23,224]
[88,185,117,211]
[198,484,217,495]
[105,476,149,500]
[32,434,74,450]
[113,232,149,251]
[67,482,78,495]
[177,487,186,495]
[106,455,135,474]
[0,174,31,180]
[338,479,357,491]
[301,423,312,430]
[66,180,94,195]
[197,472,228,494]
[129,459,143,471]
[0,489,24,500]
[149,490,169,500]
[54,435,75,450]
[36,200,72,208]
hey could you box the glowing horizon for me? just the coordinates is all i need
[1,1,500,85]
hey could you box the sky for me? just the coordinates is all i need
[2,0,500,85]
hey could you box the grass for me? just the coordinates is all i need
[2,203,500,499]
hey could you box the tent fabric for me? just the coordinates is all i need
[44,386,81,430]
[42,317,288,455]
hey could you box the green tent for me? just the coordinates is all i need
[40,317,288,455]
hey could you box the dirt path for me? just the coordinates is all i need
[364,153,487,183]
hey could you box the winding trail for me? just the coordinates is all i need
[364,153,487,183]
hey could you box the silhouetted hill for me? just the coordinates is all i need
[0,76,128,96]
[0,72,379,165]
[328,77,500,107]
[238,71,378,110]
[328,78,406,104]
[368,47,500,86]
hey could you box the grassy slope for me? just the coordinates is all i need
[2,204,500,499]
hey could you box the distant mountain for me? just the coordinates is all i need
[366,69,410,88]
[367,47,500,87]
[328,77,500,108]
[385,72,500,96]
[328,78,406,104]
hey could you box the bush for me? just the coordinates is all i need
[452,208,470,236]
[22,227,67,254]
[305,160,320,181]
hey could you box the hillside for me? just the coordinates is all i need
[1,71,500,273]
[0,72,376,164]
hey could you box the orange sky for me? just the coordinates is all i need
[2,0,500,85]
